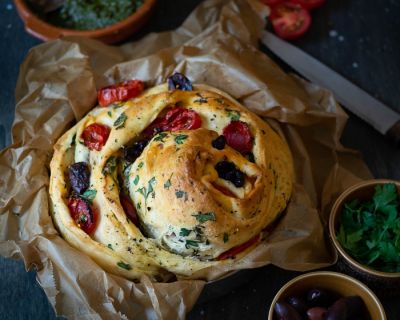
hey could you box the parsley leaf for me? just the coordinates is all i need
[164,174,173,189]
[185,240,200,249]
[154,132,168,142]
[133,175,139,185]
[113,112,127,129]
[174,134,188,145]
[192,212,216,223]
[175,190,188,201]
[225,108,240,121]
[117,261,132,270]
[179,228,192,237]
[103,156,117,176]
[81,189,97,202]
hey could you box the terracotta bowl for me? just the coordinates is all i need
[13,0,157,44]
[267,271,386,320]
[329,179,400,296]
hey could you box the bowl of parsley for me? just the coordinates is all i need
[329,180,400,295]
[14,0,157,44]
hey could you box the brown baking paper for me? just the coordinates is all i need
[0,0,372,318]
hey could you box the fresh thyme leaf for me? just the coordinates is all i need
[174,134,188,145]
[117,261,132,270]
[81,189,97,202]
[179,228,192,237]
[114,112,127,129]
[192,212,216,223]
[336,183,400,272]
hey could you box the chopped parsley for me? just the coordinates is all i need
[175,190,188,201]
[180,228,192,237]
[164,174,173,189]
[136,177,156,201]
[137,162,144,169]
[174,134,188,145]
[107,244,113,250]
[185,240,200,249]
[103,156,117,176]
[133,175,140,185]
[81,189,97,202]
[154,132,168,142]
[223,233,229,243]
[225,109,241,121]
[117,261,132,270]
[192,212,216,223]
[113,112,127,129]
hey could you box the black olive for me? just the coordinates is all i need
[215,161,236,180]
[167,73,193,91]
[68,162,90,194]
[343,296,365,318]
[212,135,226,150]
[307,288,335,308]
[232,170,245,188]
[124,140,148,163]
[325,298,347,320]
[287,296,308,316]
[274,301,302,320]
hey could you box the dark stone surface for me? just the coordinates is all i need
[1,0,399,319]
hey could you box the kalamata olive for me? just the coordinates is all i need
[307,288,335,307]
[287,296,308,316]
[212,135,226,150]
[307,307,327,320]
[215,161,245,188]
[167,72,193,91]
[124,140,148,163]
[344,296,365,318]
[274,301,302,320]
[68,162,90,194]
[325,298,347,320]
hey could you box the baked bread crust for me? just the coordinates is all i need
[49,83,294,280]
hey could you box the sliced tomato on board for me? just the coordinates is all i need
[217,234,261,260]
[223,121,253,154]
[120,194,140,226]
[68,196,98,234]
[270,2,312,40]
[260,0,283,6]
[144,107,202,137]
[98,79,145,107]
[291,0,325,10]
[81,123,111,151]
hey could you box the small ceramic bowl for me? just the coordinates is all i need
[328,179,400,296]
[267,271,386,320]
[13,0,157,44]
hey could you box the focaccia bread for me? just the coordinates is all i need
[49,74,294,281]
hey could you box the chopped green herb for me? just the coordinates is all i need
[107,244,113,250]
[154,132,168,142]
[223,233,229,243]
[103,156,117,176]
[113,112,127,129]
[192,212,216,223]
[225,109,241,121]
[175,190,188,201]
[133,175,140,185]
[112,102,124,109]
[180,228,192,237]
[136,202,142,210]
[164,174,173,189]
[137,162,144,169]
[174,134,188,145]
[336,183,400,272]
[107,111,112,117]
[136,177,156,200]
[185,240,200,249]
[117,261,132,270]
[71,133,76,146]
[81,189,97,202]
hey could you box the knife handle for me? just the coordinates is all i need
[386,121,400,145]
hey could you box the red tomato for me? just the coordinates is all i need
[260,0,283,6]
[223,121,253,154]
[98,80,145,107]
[81,123,111,151]
[144,107,202,136]
[217,234,260,260]
[270,2,312,40]
[67,197,97,234]
[120,194,139,226]
[291,0,325,10]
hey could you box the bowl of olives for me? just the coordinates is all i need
[268,271,386,320]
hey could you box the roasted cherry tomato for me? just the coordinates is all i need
[270,2,312,40]
[81,123,111,151]
[217,234,260,260]
[120,194,139,226]
[223,121,253,154]
[260,0,283,6]
[67,196,97,234]
[144,107,202,136]
[98,80,145,107]
[291,0,325,10]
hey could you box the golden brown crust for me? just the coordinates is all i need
[49,83,294,281]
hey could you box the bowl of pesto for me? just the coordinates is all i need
[14,0,157,44]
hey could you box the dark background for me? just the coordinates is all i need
[1,0,400,319]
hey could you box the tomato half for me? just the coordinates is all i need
[270,2,312,40]
[98,80,145,107]
[81,123,111,151]
[260,0,283,6]
[67,196,97,234]
[291,0,325,10]
[217,234,260,260]
[223,121,253,154]
[120,194,139,226]
[144,107,202,136]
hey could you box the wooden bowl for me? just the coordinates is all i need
[329,179,400,296]
[13,0,157,44]
[267,271,386,320]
